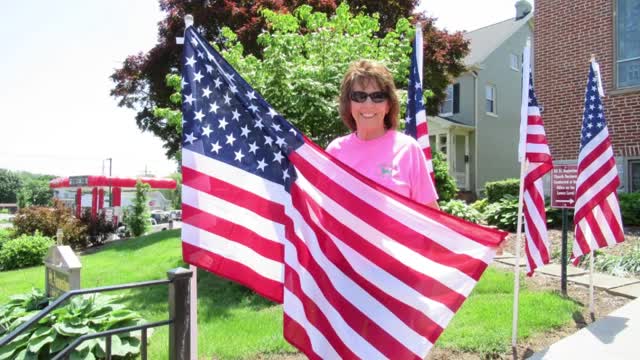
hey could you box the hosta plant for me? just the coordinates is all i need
[0,290,146,360]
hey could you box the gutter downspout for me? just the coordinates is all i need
[471,70,479,196]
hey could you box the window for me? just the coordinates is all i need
[439,83,460,115]
[630,159,640,192]
[510,53,520,71]
[485,85,496,114]
[617,0,640,88]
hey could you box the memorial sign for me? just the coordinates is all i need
[551,164,578,209]
[44,245,82,298]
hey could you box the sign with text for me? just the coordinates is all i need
[69,176,89,187]
[551,164,578,208]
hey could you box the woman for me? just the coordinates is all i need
[326,60,439,209]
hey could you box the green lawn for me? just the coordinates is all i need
[0,231,581,358]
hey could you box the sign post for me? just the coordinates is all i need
[551,164,578,296]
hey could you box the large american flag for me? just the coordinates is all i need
[404,28,435,183]
[180,27,507,359]
[571,63,624,264]
[518,49,553,276]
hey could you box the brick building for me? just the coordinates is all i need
[535,0,640,192]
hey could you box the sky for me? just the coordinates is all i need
[0,0,532,179]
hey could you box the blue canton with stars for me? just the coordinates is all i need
[181,27,304,190]
[580,64,608,151]
[404,36,424,138]
[527,69,539,107]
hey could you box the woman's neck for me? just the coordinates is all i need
[356,128,387,141]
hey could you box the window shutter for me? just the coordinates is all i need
[453,83,460,114]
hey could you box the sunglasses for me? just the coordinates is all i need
[350,91,389,103]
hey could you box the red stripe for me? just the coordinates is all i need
[182,166,288,224]
[292,151,489,281]
[599,198,624,244]
[182,242,283,303]
[526,134,549,144]
[584,211,608,248]
[291,183,446,339]
[416,122,428,139]
[283,314,323,360]
[527,114,543,125]
[577,138,612,175]
[572,224,592,264]
[284,264,367,360]
[182,204,284,262]
[574,174,619,222]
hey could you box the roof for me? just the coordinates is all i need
[463,12,533,67]
[49,176,177,189]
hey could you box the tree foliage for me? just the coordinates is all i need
[111,0,468,158]
[0,169,21,203]
[124,180,151,237]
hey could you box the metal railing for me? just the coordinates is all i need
[0,267,192,360]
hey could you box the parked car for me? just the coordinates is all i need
[169,210,182,221]
[116,217,171,238]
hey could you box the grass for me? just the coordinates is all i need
[0,230,581,359]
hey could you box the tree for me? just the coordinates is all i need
[110,0,467,158]
[17,177,53,208]
[124,180,151,237]
[159,172,182,210]
[0,169,21,203]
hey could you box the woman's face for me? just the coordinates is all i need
[350,79,389,137]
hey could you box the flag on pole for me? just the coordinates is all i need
[571,62,624,264]
[517,44,553,276]
[405,25,435,184]
[180,26,507,359]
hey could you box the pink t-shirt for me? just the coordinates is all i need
[326,130,438,205]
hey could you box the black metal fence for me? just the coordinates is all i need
[0,267,192,360]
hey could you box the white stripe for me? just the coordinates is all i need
[284,239,388,360]
[182,223,284,282]
[523,184,549,269]
[574,166,618,214]
[526,143,550,155]
[182,148,289,206]
[294,167,477,298]
[182,184,285,244]
[527,106,541,117]
[283,289,341,359]
[577,127,609,164]
[285,200,432,356]
[577,216,598,251]
[417,135,431,150]
[298,144,494,263]
[592,204,617,247]
[576,143,614,189]
[527,124,546,135]
[606,192,624,232]
[415,110,427,126]
[297,194,453,329]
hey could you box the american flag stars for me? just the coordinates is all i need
[180,30,303,188]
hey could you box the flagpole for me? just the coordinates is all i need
[588,54,603,322]
[415,23,423,84]
[178,14,198,360]
[512,38,532,359]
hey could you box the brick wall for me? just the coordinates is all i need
[535,0,640,160]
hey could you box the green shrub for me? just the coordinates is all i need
[484,195,520,231]
[440,199,482,223]
[0,208,9,214]
[0,290,146,359]
[0,228,15,250]
[124,180,151,237]
[12,200,88,249]
[432,151,459,202]
[485,178,520,203]
[619,192,640,226]
[0,232,54,271]
[470,198,489,213]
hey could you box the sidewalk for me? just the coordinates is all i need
[528,297,640,359]
[494,252,640,299]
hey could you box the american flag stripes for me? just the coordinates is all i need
[405,28,435,183]
[518,52,553,276]
[180,27,507,359]
[571,63,624,264]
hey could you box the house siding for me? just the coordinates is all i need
[475,23,533,191]
[535,0,640,190]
